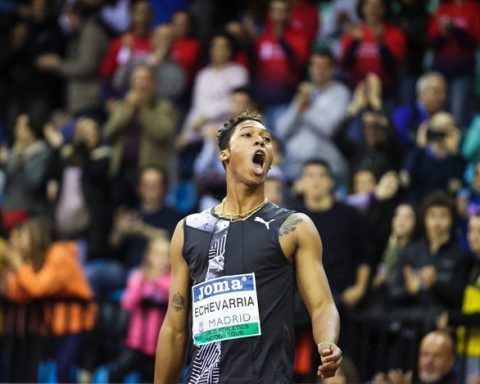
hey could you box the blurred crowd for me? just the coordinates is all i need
[1,0,480,383]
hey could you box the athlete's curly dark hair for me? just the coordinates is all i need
[217,111,265,151]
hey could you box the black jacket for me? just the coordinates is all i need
[390,238,470,310]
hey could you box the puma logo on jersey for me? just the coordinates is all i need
[255,217,275,230]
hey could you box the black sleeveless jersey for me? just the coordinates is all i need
[183,202,295,384]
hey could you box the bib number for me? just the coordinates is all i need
[191,273,262,345]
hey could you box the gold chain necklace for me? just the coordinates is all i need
[217,198,268,222]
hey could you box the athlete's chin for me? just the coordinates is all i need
[244,174,266,187]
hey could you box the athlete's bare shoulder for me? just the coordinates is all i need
[279,212,319,260]
[279,212,316,237]
[279,212,305,237]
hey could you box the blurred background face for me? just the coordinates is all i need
[425,206,452,240]
[14,114,35,144]
[131,66,155,97]
[269,0,290,25]
[31,0,49,23]
[152,24,174,50]
[310,55,335,87]
[66,9,82,32]
[419,76,447,115]
[362,0,386,22]
[131,0,152,29]
[427,112,457,149]
[363,111,387,147]
[392,204,416,239]
[171,11,190,39]
[353,170,376,194]
[210,36,232,66]
[138,169,165,206]
[418,334,454,383]
[468,216,480,256]
[301,164,334,200]
[230,92,255,116]
[264,178,284,206]
[146,239,170,271]
[79,118,100,148]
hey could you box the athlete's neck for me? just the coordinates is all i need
[304,194,333,212]
[221,183,266,216]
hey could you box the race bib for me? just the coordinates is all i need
[192,273,262,346]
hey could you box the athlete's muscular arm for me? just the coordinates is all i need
[280,213,342,379]
[155,220,191,384]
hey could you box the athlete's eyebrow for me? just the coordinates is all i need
[239,125,269,133]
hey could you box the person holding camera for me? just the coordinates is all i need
[401,112,465,204]
[333,74,404,182]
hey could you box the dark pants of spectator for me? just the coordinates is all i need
[108,348,155,383]
[84,259,126,300]
[53,333,84,383]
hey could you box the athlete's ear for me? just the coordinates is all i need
[219,150,229,161]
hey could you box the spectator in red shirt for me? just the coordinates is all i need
[170,9,201,87]
[264,0,320,45]
[340,0,406,100]
[100,1,153,92]
[290,0,320,45]
[428,0,480,128]
[254,0,310,132]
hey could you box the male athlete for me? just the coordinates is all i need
[155,112,342,383]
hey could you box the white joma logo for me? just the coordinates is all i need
[255,217,275,230]
[197,279,243,300]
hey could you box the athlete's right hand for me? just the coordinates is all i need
[317,341,342,379]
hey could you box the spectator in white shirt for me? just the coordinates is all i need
[176,31,249,150]
[277,49,351,183]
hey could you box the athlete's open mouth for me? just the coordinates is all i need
[252,150,266,175]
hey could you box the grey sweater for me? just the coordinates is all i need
[276,81,350,182]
